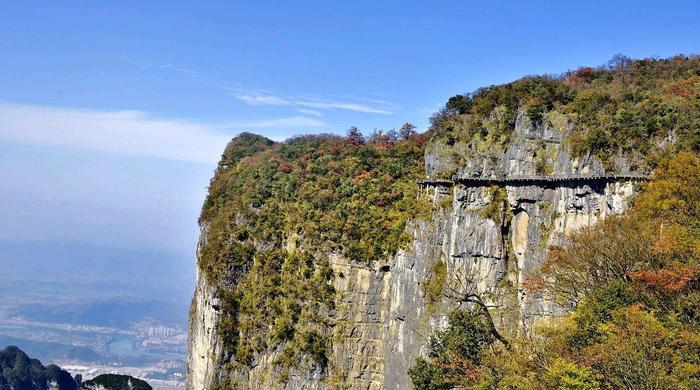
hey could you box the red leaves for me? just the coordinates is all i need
[278,162,292,174]
[628,268,697,294]
[439,352,481,385]
[565,66,597,85]
[666,78,697,98]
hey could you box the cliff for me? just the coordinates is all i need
[186,125,638,389]
[186,56,699,389]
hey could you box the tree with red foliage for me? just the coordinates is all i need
[628,268,697,294]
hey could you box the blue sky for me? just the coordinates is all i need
[0,1,698,285]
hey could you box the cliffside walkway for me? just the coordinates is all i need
[418,173,649,187]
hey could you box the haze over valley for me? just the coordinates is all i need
[0,241,193,388]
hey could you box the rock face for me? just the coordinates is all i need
[186,228,223,390]
[186,113,642,389]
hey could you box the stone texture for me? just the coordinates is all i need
[186,227,223,390]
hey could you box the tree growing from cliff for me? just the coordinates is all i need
[442,265,511,349]
[409,308,496,389]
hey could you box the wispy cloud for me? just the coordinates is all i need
[219,116,325,129]
[233,90,395,114]
[160,63,200,76]
[236,94,289,106]
[0,102,325,164]
[297,109,322,117]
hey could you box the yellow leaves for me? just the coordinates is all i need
[635,152,700,226]
[422,257,447,308]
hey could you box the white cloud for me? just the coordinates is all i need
[236,94,289,106]
[297,109,322,117]
[234,90,394,114]
[0,102,326,164]
[116,57,395,115]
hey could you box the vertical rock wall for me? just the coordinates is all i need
[187,113,641,389]
[187,231,223,390]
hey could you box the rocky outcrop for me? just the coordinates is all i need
[186,112,642,389]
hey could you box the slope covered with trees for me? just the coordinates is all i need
[430,55,699,172]
[0,346,153,390]
[81,374,151,390]
[0,346,77,390]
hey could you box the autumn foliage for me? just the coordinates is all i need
[628,268,697,294]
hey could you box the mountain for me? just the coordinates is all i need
[0,346,76,390]
[81,375,151,390]
[186,55,700,389]
[0,346,152,390]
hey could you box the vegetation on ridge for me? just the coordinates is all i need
[199,126,431,379]
[0,346,151,390]
[431,54,700,170]
[0,346,77,390]
[81,374,152,390]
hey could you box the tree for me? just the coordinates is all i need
[399,122,418,140]
[443,262,511,348]
[446,95,472,114]
[532,216,652,308]
[607,53,632,71]
[542,359,600,390]
[346,126,365,145]
[409,308,495,389]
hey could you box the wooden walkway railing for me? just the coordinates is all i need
[418,173,648,187]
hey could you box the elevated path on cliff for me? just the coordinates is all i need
[418,173,649,187]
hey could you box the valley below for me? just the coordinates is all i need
[0,249,192,390]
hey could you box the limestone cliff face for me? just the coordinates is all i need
[382,179,635,389]
[187,112,641,389]
[187,227,223,390]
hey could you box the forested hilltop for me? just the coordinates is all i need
[190,55,700,389]
[429,54,699,175]
[198,126,430,380]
